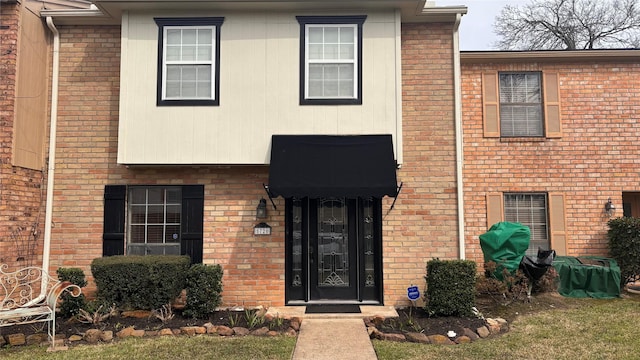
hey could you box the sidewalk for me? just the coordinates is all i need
[266,306,397,360]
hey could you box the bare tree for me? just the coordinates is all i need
[494,0,640,50]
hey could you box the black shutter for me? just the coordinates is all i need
[103,185,126,256]
[181,185,204,263]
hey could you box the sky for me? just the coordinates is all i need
[436,0,514,50]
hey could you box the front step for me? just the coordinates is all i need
[265,305,398,319]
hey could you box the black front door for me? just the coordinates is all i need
[285,197,382,304]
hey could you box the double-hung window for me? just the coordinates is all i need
[296,16,366,105]
[499,72,543,137]
[503,193,549,256]
[155,17,224,106]
[128,186,182,256]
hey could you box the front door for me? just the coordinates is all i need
[285,197,382,304]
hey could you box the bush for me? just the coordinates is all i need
[424,259,476,317]
[56,267,87,318]
[91,255,191,310]
[183,264,223,319]
[608,217,640,285]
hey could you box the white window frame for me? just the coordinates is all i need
[161,25,216,101]
[304,24,358,100]
[155,17,224,106]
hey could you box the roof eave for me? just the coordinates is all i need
[461,49,640,63]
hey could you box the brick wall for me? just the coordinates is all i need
[387,23,459,306]
[462,59,640,263]
[50,22,460,308]
[0,2,46,269]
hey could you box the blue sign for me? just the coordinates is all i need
[407,286,420,301]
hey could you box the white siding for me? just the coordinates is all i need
[118,11,401,164]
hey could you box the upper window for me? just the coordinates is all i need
[504,193,549,256]
[128,186,182,256]
[155,17,224,106]
[499,72,543,137]
[296,16,366,105]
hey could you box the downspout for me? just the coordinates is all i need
[453,13,465,259]
[42,16,59,288]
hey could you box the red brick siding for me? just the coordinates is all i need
[462,60,640,263]
[0,3,46,269]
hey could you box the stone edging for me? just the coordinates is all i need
[363,316,509,344]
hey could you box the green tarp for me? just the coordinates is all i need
[552,256,621,299]
[479,222,530,280]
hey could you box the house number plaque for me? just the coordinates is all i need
[254,222,272,236]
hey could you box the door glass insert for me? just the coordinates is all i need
[362,198,375,287]
[317,198,349,287]
[291,198,303,287]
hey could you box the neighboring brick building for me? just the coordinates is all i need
[461,50,640,264]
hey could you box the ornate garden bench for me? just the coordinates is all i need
[0,265,81,349]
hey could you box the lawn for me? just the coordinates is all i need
[374,296,640,360]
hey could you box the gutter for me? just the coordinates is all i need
[452,13,465,260]
[42,16,60,289]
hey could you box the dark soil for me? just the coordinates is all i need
[1,292,577,346]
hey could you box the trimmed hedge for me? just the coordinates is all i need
[608,217,640,285]
[56,267,87,318]
[183,264,224,319]
[425,259,477,317]
[91,255,191,310]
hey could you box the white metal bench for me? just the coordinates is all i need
[0,265,81,349]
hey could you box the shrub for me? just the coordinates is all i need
[56,267,87,318]
[183,264,223,319]
[91,255,191,310]
[424,259,476,317]
[607,217,640,285]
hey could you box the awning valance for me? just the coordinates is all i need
[267,135,398,199]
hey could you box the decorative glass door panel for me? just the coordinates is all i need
[317,198,349,287]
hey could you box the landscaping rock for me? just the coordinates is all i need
[172,329,181,335]
[463,327,479,341]
[116,326,135,338]
[145,330,158,337]
[180,326,198,336]
[159,328,174,336]
[285,328,297,337]
[0,335,6,347]
[367,326,382,339]
[84,329,102,344]
[371,315,386,327]
[250,327,270,336]
[428,334,455,345]
[455,336,471,344]
[203,323,217,334]
[406,332,430,343]
[68,334,83,342]
[289,317,302,331]
[216,326,234,336]
[476,326,490,338]
[7,333,26,346]
[131,330,145,337]
[496,317,508,331]
[101,330,114,342]
[233,327,250,336]
[267,330,279,336]
[122,310,151,318]
[26,333,48,345]
[486,318,501,334]
[382,333,406,342]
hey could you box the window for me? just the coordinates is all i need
[504,193,549,256]
[482,71,561,138]
[103,185,204,263]
[155,17,224,106]
[499,72,543,137]
[296,16,366,105]
[128,186,182,256]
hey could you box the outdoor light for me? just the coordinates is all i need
[605,198,615,217]
[256,198,267,219]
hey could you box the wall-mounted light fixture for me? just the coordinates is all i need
[256,198,267,219]
[605,197,616,217]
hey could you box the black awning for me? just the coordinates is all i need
[268,135,398,198]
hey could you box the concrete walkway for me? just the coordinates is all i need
[292,318,377,360]
[266,306,397,360]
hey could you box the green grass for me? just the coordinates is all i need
[1,335,297,360]
[374,297,640,360]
